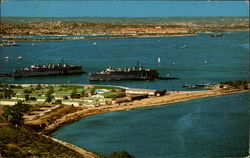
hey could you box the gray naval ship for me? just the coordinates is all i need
[0,61,84,77]
[89,65,158,81]
[89,61,178,81]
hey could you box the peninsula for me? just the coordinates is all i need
[0,81,249,157]
[1,17,249,42]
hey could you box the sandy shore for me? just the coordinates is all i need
[41,88,248,135]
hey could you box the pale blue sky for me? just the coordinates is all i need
[1,1,249,17]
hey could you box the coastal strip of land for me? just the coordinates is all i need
[40,88,248,135]
[1,83,248,157]
[1,17,248,42]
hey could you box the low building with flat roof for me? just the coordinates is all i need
[125,88,165,96]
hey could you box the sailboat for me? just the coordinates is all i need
[172,52,176,65]
[181,45,187,49]
[157,57,161,64]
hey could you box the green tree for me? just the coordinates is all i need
[55,99,62,104]
[81,89,88,97]
[23,89,32,93]
[3,88,15,99]
[107,151,135,158]
[24,94,29,101]
[70,88,80,98]
[35,84,42,90]
[45,88,54,103]
[45,94,54,103]
[45,87,54,98]
[29,96,37,101]
[90,88,96,95]
[2,102,31,125]
[47,87,54,95]
[63,96,68,100]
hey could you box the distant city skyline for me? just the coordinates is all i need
[1,1,249,17]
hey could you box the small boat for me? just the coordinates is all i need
[182,84,190,88]
[4,56,10,61]
[204,61,208,64]
[92,42,97,46]
[181,45,187,49]
[182,85,197,89]
[0,41,20,47]
[17,56,23,61]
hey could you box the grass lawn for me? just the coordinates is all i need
[101,92,125,98]
[93,85,123,90]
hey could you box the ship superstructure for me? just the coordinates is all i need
[1,62,84,77]
[89,65,158,81]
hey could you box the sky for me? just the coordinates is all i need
[1,1,249,17]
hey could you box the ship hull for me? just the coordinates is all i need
[89,70,158,81]
[1,69,84,77]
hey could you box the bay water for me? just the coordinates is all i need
[0,32,249,91]
[1,31,249,157]
[52,92,249,158]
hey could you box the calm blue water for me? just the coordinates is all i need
[0,32,249,91]
[52,92,249,158]
[1,31,249,157]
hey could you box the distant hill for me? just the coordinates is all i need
[1,16,249,25]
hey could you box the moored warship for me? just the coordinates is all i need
[89,64,178,81]
[0,61,84,77]
[89,65,158,81]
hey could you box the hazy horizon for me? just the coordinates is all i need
[1,1,249,17]
[1,16,249,24]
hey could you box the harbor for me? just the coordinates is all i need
[0,31,249,158]
[0,1,249,157]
